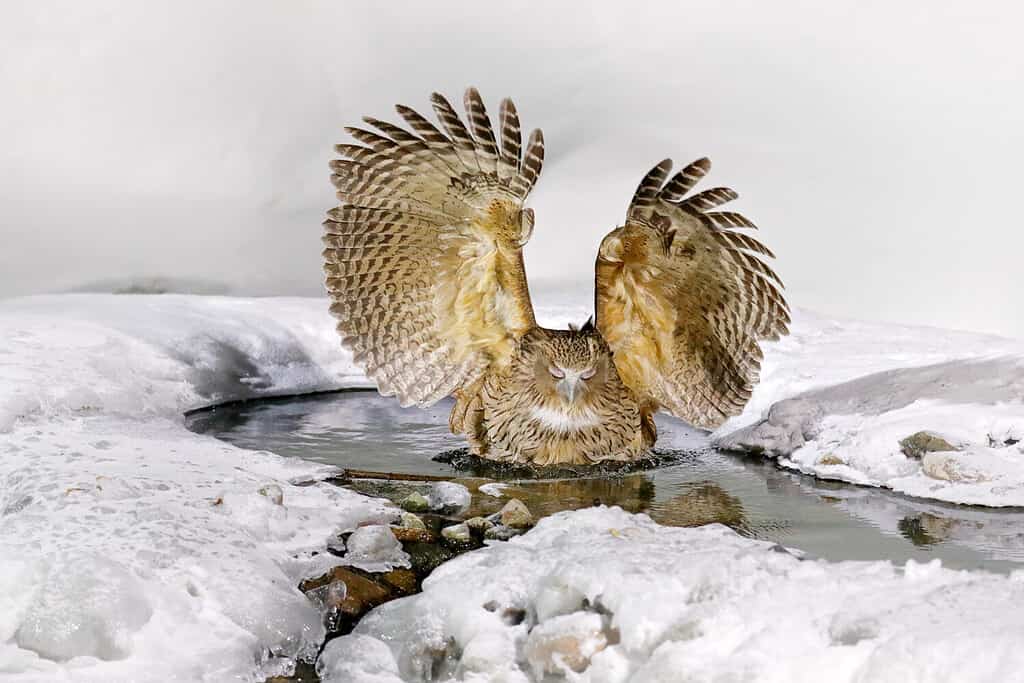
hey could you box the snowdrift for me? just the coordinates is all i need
[1,293,1022,681]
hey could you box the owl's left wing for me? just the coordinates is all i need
[594,158,789,429]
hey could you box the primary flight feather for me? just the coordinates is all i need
[323,88,789,466]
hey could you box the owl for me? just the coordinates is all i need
[323,88,789,466]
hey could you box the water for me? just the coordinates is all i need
[187,391,1024,573]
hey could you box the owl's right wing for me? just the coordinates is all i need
[323,88,543,407]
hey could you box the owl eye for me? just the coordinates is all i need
[548,366,565,379]
[580,367,597,380]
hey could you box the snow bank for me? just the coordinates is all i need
[716,309,1024,506]
[321,506,1024,683]
[0,293,593,681]
[2,293,1023,679]
[0,295,399,681]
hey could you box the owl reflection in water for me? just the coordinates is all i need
[323,88,788,466]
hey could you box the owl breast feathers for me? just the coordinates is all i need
[323,88,788,466]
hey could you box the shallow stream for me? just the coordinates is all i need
[187,391,1024,573]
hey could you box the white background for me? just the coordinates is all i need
[2,0,1021,337]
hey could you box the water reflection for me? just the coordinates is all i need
[186,390,1024,573]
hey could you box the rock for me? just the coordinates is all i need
[399,512,427,530]
[441,522,472,545]
[390,526,436,543]
[499,498,534,528]
[817,453,844,466]
[483,524,523,542]
[400,491,430,512]
[428,481,471,513]
[390,512,436,543]
[379,568,418,595]
[900,431,958,459]
[257,483,283,505]
[300,566,393,618]
[465,516,494,533]
[523,612,611,677]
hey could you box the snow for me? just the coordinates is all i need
[2,292,1024,680]
[0,295,393,681]
[321,506,1024,683]
[715,309,1024,506]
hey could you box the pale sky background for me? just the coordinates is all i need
[2,1,1021,337]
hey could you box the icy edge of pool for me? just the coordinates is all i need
[322,505,1024,683]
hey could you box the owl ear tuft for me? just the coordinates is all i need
[581,316,595,333]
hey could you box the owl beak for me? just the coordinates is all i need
[557,376,582,403]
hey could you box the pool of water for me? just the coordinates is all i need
[187,391,1024,573]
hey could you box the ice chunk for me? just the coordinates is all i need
[317,634,404,683]
[427,481,471,513]
[15,555,153,661]
[343,524,410,573]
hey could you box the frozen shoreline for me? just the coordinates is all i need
[1,293,1023,681]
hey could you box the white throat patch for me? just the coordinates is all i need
[529,405,601,432]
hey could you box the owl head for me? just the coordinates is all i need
[517,324,613,406]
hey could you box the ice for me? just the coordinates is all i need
[322,506,1024,683]
[427,481,472,513]
[15,554,152,662]
[342,525,410,573]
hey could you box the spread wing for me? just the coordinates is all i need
[594,158,789,429]
[323,88,544,407]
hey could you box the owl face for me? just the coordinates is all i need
[521,328,612,406]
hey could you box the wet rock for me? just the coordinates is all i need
[390,526,436,543]
[499,498,534,528]
[900,431,958,459]
[428,481,471,514]
[300,566,393,619]
[403,541,456,577]
[257,483,283,505]
[441,522,472,546]
[465,516,494,533]
[379,568,418,595]
[400,491,430,512]
[483,524,523,542]
[399,512,427,530]
[523,612,611,677]
[390,512,436,543]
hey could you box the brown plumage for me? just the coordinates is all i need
[323,88,789,465]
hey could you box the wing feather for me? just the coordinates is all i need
[595,158,788,429]
[325,88,541,407]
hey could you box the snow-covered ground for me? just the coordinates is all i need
[715,309,1024,506]
[322,506,1024,683]
[1,293,1023,681]
[0,295,389,681]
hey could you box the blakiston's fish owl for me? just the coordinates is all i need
[323,88,789,466]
